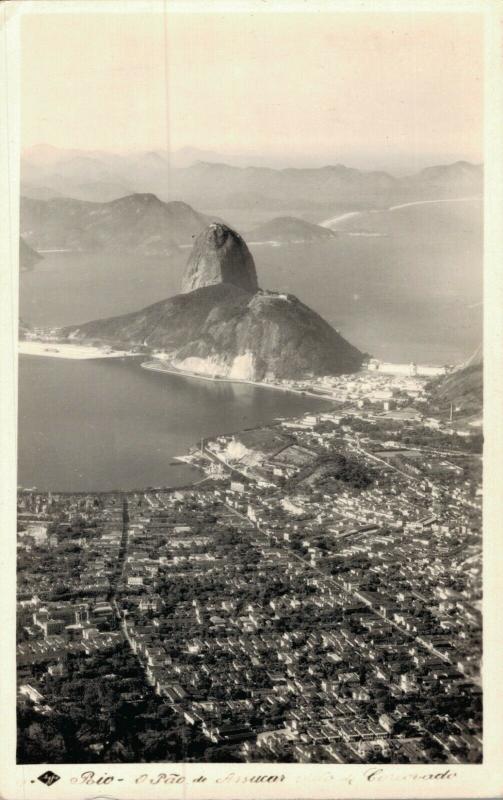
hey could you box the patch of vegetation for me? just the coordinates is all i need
[287,454,374,492]
[17,643,206,763]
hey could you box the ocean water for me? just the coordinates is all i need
[17,198,482,491]
[18,356,330,493]
[20,197,482,365]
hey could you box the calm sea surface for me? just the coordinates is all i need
[18,356,330,493]
[20,199,483,365]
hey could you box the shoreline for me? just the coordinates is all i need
[18,351,468,495]
[320,195,479,229]
[19,341,449,392]
[18,340,137,360]
[140,359,336,401]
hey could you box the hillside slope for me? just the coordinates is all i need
[64,284,363,382]
[246,216,337,243]
[20,194,215,254]
[62,222,363,382]
[430,353,483,418]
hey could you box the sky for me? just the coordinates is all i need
[21,8,483,171]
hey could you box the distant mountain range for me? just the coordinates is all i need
[20,194,217,255]
[62,223,363,382]
[21,146,483,210]
[19,196,337,258]
[410,162,483,190]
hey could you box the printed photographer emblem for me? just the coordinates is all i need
[37,771,61,787]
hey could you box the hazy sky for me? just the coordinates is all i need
[21,9,483,170]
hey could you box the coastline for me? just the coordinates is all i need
[320,195,479,228]
[140,359,336,401]
[18,340,137,360]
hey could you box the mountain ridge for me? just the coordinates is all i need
[21,148,483,208]
[63,284,363,382]
[61,223,363,382]
[429,347,483,418]
[246,216,337,243]
[20,194,217,254]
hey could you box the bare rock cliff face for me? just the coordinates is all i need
[63,223,363,381]
[182,223,258,294]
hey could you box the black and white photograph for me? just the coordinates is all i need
[1,0,502,797]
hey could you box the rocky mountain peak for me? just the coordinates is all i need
[182,223,259,294]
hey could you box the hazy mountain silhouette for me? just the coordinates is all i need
[20,194,218,254]
[21,147,483,208]
[246,216,337,243]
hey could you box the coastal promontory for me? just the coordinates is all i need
[62,223,363,382]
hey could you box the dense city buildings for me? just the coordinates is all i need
[17,370,482,764]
